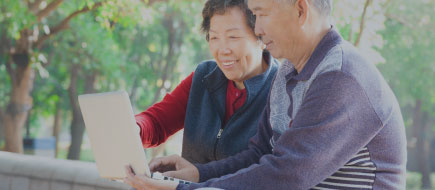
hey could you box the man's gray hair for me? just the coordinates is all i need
[276,0,332,16]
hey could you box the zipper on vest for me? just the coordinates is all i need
[212,103,245,160]
[213,128,224,160]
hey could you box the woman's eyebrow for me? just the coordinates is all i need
[210,27,242,33]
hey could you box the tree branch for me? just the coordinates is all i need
[354,0,371,47]
[28,0,45,13]
[347,25,353,42]
[36,0,64,22]
[34,1,104,49]
[141,0,167,6]
[385,13,414,29]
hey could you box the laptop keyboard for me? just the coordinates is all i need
[151,172,191,185]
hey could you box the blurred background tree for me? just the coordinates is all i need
[0,0,433,189]
[377,0,435,189]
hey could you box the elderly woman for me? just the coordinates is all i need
[134,0,278,164]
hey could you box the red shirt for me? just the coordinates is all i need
[135,72,247,148]
[224,81,247,124]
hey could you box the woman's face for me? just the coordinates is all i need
[208,7,265,87]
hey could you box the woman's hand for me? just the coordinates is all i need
[123,165,178,190]
[149,155,200,183]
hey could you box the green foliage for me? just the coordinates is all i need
[0,60,10,107]
[332,0,434,130]
[0,0,35,39]
[57,146,95,162]
[24,0,122,134]
[406,171,435,190]
[112,0,209,109]
[332,0,387,64]
[377,0,435,125]
[3,0,211,141]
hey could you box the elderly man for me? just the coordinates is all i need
[124,0,407,189]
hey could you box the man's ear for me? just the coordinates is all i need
[295,0,309,26]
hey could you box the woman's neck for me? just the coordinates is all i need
[234,57,268,90]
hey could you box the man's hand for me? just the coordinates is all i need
[149,155,200,182]
[124,165,178,190]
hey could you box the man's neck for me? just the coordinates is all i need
[290,25,331,73]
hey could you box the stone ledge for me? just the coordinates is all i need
[0,151,130,190]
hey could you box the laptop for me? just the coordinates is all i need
[78,91,190,184]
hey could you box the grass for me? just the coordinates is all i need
[56,148,95,162]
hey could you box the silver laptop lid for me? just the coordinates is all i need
[78,91,150,179]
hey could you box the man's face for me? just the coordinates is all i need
[248,0,304,60]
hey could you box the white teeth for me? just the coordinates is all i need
[222,61,236,66]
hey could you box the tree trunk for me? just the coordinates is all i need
[25,109,32,138]
[421,119,432,189]
[67,112,85,160]
[129,75,140,108]
[67,65,96,160]
[413,99,432,189]
[53,101,62,157]
[3,52,35,153]
[0,109,4,147]
[1,0,102,154]
[420,113,431,189]
[66,65,81,160]
[151,12,185,104]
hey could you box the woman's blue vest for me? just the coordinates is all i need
[181,52,279,163]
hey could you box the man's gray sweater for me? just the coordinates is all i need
[177,28,407,190]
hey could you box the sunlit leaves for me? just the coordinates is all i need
[332,0,387,64]
[0,0,35,39]
[377,0,435,122]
